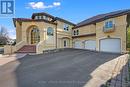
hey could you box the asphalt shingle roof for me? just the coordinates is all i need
[74,9,130,28]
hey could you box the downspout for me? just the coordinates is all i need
[55,21,58,49]
[126,14,129,51]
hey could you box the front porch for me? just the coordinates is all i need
[4,25,43,54]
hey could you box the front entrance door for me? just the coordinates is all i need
[64,40,67,47]
[31,28,40,44]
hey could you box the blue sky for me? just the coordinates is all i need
[0,0,130,39]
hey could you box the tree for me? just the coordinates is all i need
[0,26,9,45]
[0,26,8,37]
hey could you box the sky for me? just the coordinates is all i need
[0,0,130,39]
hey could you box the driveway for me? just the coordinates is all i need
[0,49,126,87]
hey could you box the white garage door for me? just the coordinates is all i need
[100,38,121,53]
[85,40,96,50]
[74,41,83,49]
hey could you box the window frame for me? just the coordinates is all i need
[35,16,39,19]
[63,24,69,31]
[77,30,79,35]
[47,27,54,36]
[39,16,42,19]
[73,29,79,35]
[74,30,76,35]
[104,19,115,29]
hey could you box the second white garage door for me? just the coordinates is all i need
[100,38,121,53]
[74,41,83,49]
[85,40,96,50]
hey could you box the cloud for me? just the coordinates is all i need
[27,2,61,9]
[53,2,61,6]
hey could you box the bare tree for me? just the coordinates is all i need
[0,26,8,37]
[0,26,9,45]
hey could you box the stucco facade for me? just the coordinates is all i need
[72,14,128,53]
[7,9,129,54]
[96,15,127,52]
[12,12,75,54]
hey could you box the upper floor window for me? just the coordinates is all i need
[47,27,54,36]
[34,15,52,21]
[77,30,79,35]
[63,24,69,31]
[74,30,76,35]
[45,16,48,20]
[73,30,79,35]
[43,16,46,19]
[35,16,38,19]
[105,20,114,29]
[39,16,42,19]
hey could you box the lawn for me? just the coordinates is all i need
[127,27,130,49]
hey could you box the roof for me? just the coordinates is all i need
[13,12,75,27]
[74,9,130,29]
[55,17,76,25]
[13,18,57,27]
[32,12,55,19]
[31,12,75,25]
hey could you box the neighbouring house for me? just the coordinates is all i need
[5,9,130,54]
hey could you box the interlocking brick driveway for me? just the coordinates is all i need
[0,49,124,87]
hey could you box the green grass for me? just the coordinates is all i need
[128,52,130,82]
[127,27,130,48]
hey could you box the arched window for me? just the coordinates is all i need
[47,27,54,36]
[31,28,40,44]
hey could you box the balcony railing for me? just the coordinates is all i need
[103,24,115,33]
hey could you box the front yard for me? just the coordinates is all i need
[0,49,125,87]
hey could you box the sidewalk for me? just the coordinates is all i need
[0,54,27,66]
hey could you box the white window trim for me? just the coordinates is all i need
[73,29,79,35]
[104,19,115,28]
[35,16,38,19]
[47,27,54,36]
[63,24,69,31]
[39,16,42,19]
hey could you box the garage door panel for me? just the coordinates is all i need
[74,41,83,49]
[100,39,121,53]
[85,40,96,50]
